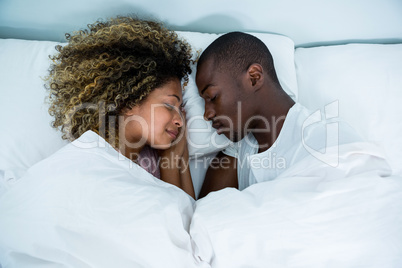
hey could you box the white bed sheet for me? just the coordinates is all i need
[1,34,402,268]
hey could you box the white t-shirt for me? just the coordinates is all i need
[223,103,362,190]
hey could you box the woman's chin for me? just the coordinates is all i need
[150,142,172,150]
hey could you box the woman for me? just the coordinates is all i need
[0,16,205,267]
[47,15,195,198]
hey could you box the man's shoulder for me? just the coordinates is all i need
[222,133,258,158]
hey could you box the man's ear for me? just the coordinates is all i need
[247,64,264,90]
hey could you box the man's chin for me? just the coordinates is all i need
[220,131,242,143]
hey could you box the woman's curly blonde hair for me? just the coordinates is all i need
[46,15,192,147]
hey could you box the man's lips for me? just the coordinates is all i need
[212,121,224,134]
[166,130,179,139]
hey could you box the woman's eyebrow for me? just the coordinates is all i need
[168,94,181,102]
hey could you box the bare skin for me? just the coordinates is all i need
[196,58,294,198]
[158,119,195,199]
[121,79,195,199]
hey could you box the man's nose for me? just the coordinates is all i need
[203,106,215,121]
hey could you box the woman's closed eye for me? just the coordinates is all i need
[164,103,175,111]
[165,103,183,114]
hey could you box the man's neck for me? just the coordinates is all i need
[252,93,295,153]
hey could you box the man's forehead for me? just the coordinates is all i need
[196,61,212,84]
[197,58,220,79]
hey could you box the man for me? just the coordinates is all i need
[196,32,362,198]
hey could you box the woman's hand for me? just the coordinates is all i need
[157,109,195,199]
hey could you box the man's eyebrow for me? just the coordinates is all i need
[168,94,181,102]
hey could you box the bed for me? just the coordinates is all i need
[1,1,402,267]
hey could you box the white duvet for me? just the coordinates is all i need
[0,133,401,267]
[0,131,208,268]
[190,142,402,267]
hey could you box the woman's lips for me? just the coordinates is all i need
[166,130,178,140]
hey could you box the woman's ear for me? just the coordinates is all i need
[247,63,264,89]
[122,106,139,116]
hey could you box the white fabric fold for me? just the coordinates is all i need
[0,131,209,268]
[190,141,402,267]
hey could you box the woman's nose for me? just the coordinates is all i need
[173,110,183,127]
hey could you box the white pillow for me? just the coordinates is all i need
[177,31,298,156]
[0,32,298,192]
[295,44,402,175]
[0,39,68,184]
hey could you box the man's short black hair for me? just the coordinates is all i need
[197,32,280,84]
